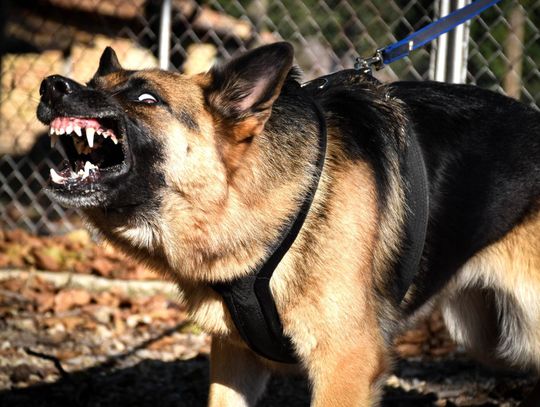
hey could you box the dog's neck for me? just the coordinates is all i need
[86,87,325,287]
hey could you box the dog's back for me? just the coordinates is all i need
[389,81,540,369]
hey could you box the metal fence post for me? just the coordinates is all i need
[159,0,172,70]
[433,0,471,84]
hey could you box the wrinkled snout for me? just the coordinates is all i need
[37,75,118,125]
[39,75,83,107]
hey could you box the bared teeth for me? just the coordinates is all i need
[83,161,98,179]
[49,160,98,184]
[86,127,95,144]
[49,127,59,147]
[86,128,95,147]
[74,125,82,137]
[50,168,65,184]
[48,118,121,158]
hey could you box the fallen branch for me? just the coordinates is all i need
[0,269,178,299]
[25,347,70,379]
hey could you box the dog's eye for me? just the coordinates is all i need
[137,93,158,104]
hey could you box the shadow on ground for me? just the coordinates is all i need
[1,355,533,407]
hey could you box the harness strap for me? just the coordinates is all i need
[211,94,327,364]
[395,127,429,302]
[211,70,430,363]
[303,69,429,303]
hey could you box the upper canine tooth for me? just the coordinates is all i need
[74,125,82,137]
[86,129,95,147]
[86,127,95,143]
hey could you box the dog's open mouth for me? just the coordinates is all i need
[48,116,128,187]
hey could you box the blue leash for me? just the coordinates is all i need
[356,0,502,71]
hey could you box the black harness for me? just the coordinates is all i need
[211,71,429,364]
[211,93,327,364]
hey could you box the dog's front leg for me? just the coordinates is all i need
[208,336,271,407]
[305,333,388,407]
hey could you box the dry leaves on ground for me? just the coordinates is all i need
[0,229,536,406]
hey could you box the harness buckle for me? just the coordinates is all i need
[354,49,384,75]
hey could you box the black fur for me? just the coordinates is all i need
[37,73,165,212]
[96,46,122,77]
[390,81,540,309]
[306,74,540,311]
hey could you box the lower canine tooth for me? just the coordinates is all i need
[82,161,96,179]
[84,161,97,171]
[50,168,65,184]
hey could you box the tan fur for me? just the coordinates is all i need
[441,206,540,369]
[83,67,391,405]
[208,337,271,407]
[76,53,540,406]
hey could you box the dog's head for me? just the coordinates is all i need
[37,43,305,273]
[37,42,294,210]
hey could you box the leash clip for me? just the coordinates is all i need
[354,49,384,75]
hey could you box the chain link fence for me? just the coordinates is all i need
[1,0,539,235]
[469,0,540,104]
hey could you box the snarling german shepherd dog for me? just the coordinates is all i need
[37,42,539,406]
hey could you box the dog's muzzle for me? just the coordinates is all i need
[37,75,130,203]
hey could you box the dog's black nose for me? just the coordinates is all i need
[40,75,78,104]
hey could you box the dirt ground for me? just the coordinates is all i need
[0,229,536,406]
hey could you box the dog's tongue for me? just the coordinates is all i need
[51,117,102,129]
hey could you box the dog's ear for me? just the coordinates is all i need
[204,42,294,140]
[96,47,123,76]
